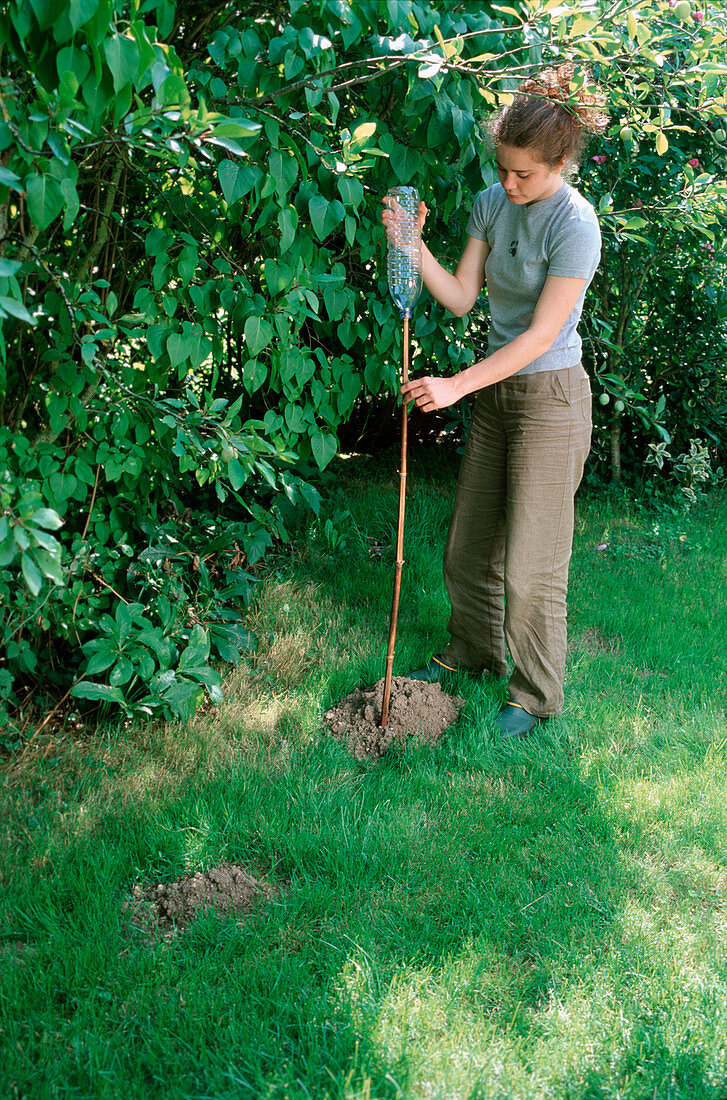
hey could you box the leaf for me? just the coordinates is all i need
[323,284,349,321]
[166,332,188,367]
[390,145,420,184]
[264,259,293,295]
[218,160,259,205]
[109,657,135,686]
[0,295,36,324]
[309,194,329,240]
[186,664,222,690]
[67,0,99,33]
[244,316,273,357]
[243,358,267,393]
[60,178,80,231]
[270,149,298,199]
[0,528,16,567]
[57,44,91,83]
[28,0,59,29]
[656,131,669,155]
[85,650,118,676]
[310,429,337,470]
[572,13,600,34]
[25,174,64,231]
[0,167,23,191]
[104,34,140,93]
[337,176,364,208]
[29,507,64,530]
[209,627,243,664]
[185,327,212,369]
[418,57,444,81]
[32,549,65,585]
[137,628,170,661]
[212,119,262,138]
[451,106,475,144]
[160,679,203,718]
[21,553,42,596]
[284,403,308,434]
[298,481,321,516]
[324,199,345,236]
[350,122,377,151]
[227,456,246,491]
[71,681,127,705]
[278,206,298,251]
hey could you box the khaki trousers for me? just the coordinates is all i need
[441,362,592,717]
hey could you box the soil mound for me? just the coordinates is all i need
[325,675,464,759]
[126,862,278,941]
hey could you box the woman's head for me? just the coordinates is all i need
[490,63,608,171]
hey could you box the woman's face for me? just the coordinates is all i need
[495,144,566,205]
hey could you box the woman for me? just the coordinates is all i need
[383,64,607,738]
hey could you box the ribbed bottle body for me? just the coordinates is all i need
[386,186,422,317]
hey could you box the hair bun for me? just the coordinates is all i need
[519,63,608,135]
[489,62,608,167]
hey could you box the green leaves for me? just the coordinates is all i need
[70,603,223,720]
[160,320,214,378]
[390,145,421,184]
[308,195,345,240]
[0,488,65,601]
[25,174,64,231]
[278,207,299,251]
[244,316,273,357]
[104,33,141,92]
[270,149,298,198]
[337,176,364,208]
[0,295,35,324]
[311,429,337,470]
[218,160,261,205]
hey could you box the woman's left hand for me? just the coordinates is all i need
[401,375,460,412]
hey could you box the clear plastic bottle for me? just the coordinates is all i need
[386,186,422,318]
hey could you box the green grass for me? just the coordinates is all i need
[2,454,727,1100]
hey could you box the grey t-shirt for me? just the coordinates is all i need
[466,181,601,374]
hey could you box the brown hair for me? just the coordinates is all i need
[490,63,608,168]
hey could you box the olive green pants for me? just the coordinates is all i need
[441,363,592,717]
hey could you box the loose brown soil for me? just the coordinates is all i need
[125,862,278,942]
[325,675,464,760]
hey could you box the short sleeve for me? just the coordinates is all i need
[547,211,601,280]
[466,189,493,242]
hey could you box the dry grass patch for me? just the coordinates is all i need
[569,626,621,656]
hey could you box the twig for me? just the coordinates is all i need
[73,157,124,283]
[90,571,129,604]
[81,465,101,541]
[26,684,74,745]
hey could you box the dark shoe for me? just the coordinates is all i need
[494,702,544,739]
[408,653,460,682]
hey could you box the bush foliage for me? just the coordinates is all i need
[1,0,726,728]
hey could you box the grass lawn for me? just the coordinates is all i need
[2,452,727,1100]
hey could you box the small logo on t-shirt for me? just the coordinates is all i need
[509,240,518,257]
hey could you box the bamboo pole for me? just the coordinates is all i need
[380,311,410,727]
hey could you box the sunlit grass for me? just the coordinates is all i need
[2,457,726,1099]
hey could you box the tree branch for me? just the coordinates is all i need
[73,157,125,283]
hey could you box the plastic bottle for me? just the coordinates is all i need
[386,186,422,318]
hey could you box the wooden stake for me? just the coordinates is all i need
[380,312,410,727]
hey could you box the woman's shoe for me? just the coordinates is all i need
[494,701,544,738]
[408,654,460,682]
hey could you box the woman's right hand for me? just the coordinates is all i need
[381,197,427,244]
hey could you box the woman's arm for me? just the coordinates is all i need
[381,199,490,316]
[421,233,491,317]
[402,273,588,413]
